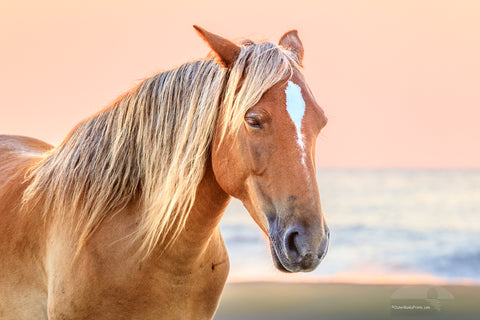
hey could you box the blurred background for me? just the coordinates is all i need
[1,0,479,318]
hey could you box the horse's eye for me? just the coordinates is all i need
[245,116,263,129]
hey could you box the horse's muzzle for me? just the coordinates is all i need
[269,222,330,273]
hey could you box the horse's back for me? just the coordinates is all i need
[0,135,52,319]
[0,134,52,158]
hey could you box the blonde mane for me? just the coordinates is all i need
[22,41,299,257]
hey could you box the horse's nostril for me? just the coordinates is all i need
[317,231,330,260]
[284,228,300,259]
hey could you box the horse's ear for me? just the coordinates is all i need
[194,25,241,69]
[279,30,304,66]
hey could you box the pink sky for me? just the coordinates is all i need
[1,0,479,168]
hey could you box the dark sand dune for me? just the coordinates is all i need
[215,283,480,320]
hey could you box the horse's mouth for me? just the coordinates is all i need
[269,241,292,273]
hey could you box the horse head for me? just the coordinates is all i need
[196,26,330,273]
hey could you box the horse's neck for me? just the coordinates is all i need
[184,159,231,243]
[159,159,231,263]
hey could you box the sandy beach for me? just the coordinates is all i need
[214,282,480,320]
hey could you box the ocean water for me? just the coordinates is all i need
[219,169,480,283]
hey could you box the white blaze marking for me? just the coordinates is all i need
[285,81,306,164]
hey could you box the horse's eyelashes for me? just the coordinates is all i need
[245,116,263,129]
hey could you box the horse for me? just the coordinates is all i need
[0,26,329,319]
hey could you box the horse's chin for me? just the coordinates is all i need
[269,242,293,273]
